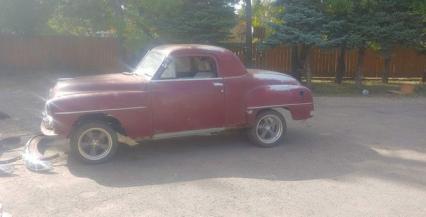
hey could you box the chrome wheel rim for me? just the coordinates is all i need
[77,128,113,161]
[256,114,283,144]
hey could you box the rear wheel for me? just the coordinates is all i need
[248,110,286,147]
[70,122,118,164]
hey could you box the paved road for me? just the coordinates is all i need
[1,74,426,217]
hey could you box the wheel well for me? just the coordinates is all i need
[71,113,126,136]
[254,108,274,117]
[254,107,291,120]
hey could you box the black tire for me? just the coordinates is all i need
[70,121,118,164]
[248,110,287,147]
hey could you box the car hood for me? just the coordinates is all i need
[51,73,146,98]
[247,69,300,85]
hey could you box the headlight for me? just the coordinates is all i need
[45,103,52,116]
[42,112,54,130]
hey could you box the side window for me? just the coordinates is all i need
[193,57,217,78]
[159,56,217,80]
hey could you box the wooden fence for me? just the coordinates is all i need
[231,46,426,79]
[0,35,121,72]
[0,36,425,79]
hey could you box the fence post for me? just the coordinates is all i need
[244,0,253,68]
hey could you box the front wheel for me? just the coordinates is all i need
[70,122,118,164]
[248,110,286,147]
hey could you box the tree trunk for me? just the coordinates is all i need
[108,0,128,70]
[298,45,309,84]
[382,55,391,83]
[355,48,365,87]
[291,45,301,81]
[305,47,313,86]
[335,46,346,84]
[244,0,253,68]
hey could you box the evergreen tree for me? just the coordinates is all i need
[324,0,372,86]
[266,0,329,85]
[367,0,424,83]
[137,0,237,44]
[322,0,352,84]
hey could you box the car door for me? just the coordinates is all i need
[149,55,226,134]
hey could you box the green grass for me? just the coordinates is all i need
[310,81,426,96]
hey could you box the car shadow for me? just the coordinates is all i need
[0,136,22,152]
[67,128,383,187]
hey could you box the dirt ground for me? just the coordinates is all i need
[1,72,426,217]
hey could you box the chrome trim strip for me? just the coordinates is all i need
[150,74,248,82]
[55,106,147,115]
[54,90,147,98]
[152,128,226,140]
[247,102,313,110]
[149,74,248,82]
[151,77,222,82]
[224,74,249,79]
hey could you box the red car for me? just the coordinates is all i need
[41,44,314,163]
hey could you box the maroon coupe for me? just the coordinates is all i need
[41,44,314,163]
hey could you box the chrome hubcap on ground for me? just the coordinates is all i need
[78,128,113,161]
[256,114,283,144]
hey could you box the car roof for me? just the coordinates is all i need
[152,44,231,56]
[151,44,248,77]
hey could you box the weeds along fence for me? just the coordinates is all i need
[0,35,425,80]
[230,45,426,80]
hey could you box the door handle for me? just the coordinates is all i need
[213,82,224,87]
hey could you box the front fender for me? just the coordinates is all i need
[46,91,151,138]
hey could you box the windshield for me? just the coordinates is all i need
[133,51,166,79]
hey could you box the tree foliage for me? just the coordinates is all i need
[251,0,283,40]
[0,0,55,35]
[0,0,237,55]
[267,0,328,47]
[265,0,425,84]
[136,0,236,44]
[265,0,330,84]
[365,0,424,82]
[48,0,113,36]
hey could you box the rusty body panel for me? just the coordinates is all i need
[41,44,314,142]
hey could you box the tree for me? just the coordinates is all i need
[0,0,55,35]
[323,0,372,86]
[245,0,253,67]
[45,0,237,66]
[322,0,352,84]
[251,0,283,42]
[367,0,424,83]
[134,0,236,44]
[266,0,329,85]
[48,0,113,36]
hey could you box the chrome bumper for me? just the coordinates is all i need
[22,135,55,172]
[1,114,60,175]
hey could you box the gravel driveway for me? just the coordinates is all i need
[1,72,426,217]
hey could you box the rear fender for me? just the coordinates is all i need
[245,85,314,124]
